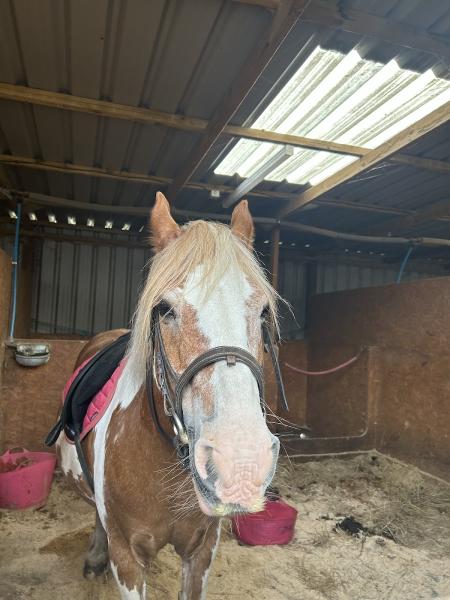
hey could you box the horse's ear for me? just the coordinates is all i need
[150,192,181,252]
[231,200,254,249]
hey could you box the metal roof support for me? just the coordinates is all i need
[222,145,293,208]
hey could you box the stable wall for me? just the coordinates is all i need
[0,340,86,451]
[306,277,450,477]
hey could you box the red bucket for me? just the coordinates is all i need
[232,499,298,546]
[0,447,57,510]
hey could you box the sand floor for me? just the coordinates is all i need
[1,452,450,600]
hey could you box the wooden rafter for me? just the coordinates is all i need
[4,153,447,222]
[3,189,450,248]
[0,84,449,174]
[278,100,450,218]
[166,0,313,200]
[371,199,450,235]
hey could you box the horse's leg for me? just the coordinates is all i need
[178,521,221,600]
[109,535,147,600]
[83,510,109,580]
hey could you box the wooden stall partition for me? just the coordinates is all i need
[305,277,450,479]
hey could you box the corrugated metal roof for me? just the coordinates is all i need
[214,45,450,185]
[0,0,449,248]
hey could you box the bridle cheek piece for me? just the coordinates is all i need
[145,305,289,462]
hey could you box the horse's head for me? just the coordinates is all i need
[131,192,280,516]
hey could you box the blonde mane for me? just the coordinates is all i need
[127,220,280,380]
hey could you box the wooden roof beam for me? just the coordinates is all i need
[3,189,450,249]
[0,83,449,174]
[165,0,313,200]
[0,153,437,221]
[5,154,450,225]
[371,198,450,235]
[278,99,450,218]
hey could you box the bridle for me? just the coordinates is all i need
[145,304,289,462]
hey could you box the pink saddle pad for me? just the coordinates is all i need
[62,357,127,442]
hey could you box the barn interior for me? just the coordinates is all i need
[1,1,450,598]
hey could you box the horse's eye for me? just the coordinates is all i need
[158,301,176,321]
[261,305,270,321]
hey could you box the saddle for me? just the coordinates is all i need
[45,332,131,447]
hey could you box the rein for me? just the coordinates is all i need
[146,306,289,462]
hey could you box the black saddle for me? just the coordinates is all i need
[45,331,131,447]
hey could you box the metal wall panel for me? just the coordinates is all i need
[0,236,442,339]
[278,258,307,340]
[315,261,433,294]
[29,238,151,336]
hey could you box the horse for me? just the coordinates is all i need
[56,192,282,599]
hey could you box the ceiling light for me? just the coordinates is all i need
[263,239,270,244]
[122,223,131,231]
[28,212,37,221]
[105,220,113,229]
[67,216,76,225]
[8,210,17,219]
[87,218,95,227]
[48,214,57,223]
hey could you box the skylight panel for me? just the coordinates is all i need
[214,46,450,187]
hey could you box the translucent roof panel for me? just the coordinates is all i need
[214,46,450,186]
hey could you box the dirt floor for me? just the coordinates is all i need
[1,452,450,600]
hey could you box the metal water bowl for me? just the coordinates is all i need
[14,343,51,367]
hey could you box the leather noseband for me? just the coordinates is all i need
[146,305,288,462]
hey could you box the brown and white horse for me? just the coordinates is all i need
[56,192,281,599]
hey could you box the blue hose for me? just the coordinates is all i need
[8,201,22,339]
[396,245,414,284]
